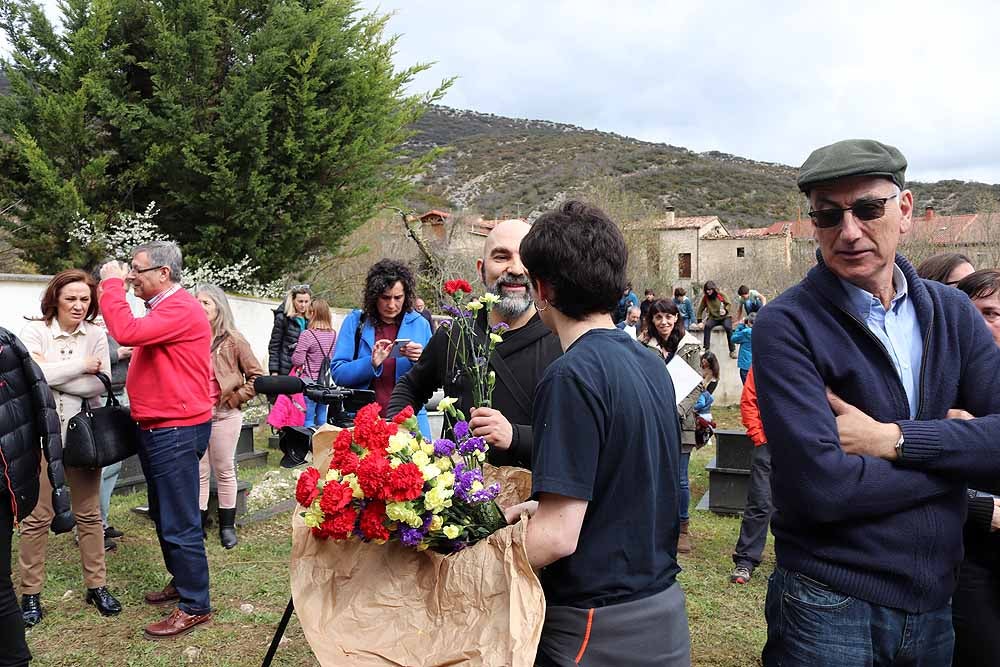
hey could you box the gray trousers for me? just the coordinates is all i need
[535,582,690,666]
[732,442,773,568]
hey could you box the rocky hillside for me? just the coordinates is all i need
[406,106,1000,227]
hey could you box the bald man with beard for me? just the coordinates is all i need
[388,220,563,468]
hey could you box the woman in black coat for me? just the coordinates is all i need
[0,327,74,666]
[268,286,311,376]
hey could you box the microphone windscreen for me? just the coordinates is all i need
[254,375,305,395]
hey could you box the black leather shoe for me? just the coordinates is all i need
[105,525,124,539]
[218,508,238,549]
[21,594,42,627]
[104,535,118,552]
[85,586,122,616]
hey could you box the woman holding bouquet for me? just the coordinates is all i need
[331,259,433,438]
[509,201,690,665]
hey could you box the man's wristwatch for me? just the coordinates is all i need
[893,430,905,460]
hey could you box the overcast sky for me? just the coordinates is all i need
[13,0,1000,183]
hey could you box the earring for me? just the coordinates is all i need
[535,299,549,312]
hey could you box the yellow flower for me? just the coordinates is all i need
[480,292,500,305]
[467,300,483,312]
[386,502,423,528]
[435,456,453,471]
[420,464,441,481]
[429,515,444,532]
[470,480,484,494]
[325,469,341,482]
[303,501,325,529]
[443,525,462,540]
[489,333,503,344]
[389,456,402,469]
[474,450,486,463]
[411,450,430,468]
[416,542,430,551]
[437,396,457,411]
[435,471,455,489]
[423,486,454,512]
[420,441,435,456]
[342,473,363,499]
[387,432,410,454]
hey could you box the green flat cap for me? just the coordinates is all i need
[797,139,907,193]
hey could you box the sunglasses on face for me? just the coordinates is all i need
[808,193,899,229]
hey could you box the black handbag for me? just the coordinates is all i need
[64,373,139,468]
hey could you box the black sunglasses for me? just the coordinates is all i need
[129,264,165,274]
[808,194,898,229]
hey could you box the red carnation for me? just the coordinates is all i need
[295,467,321,507]
[357,453,392,500]
[319,480,353,516]
[312,506,357,541]
[443,279,473,295]
[392,405,415,424]
[352,403,383,447]
[332,448,360,475]
[359,501,390,541]
[385,462,425,502]
[333,428,354,454]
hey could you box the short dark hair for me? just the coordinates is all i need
[362,259,416,325]
[642,299,684,355]
[674,286,686,298]
[644,288,655,296]
[957,270,1000,302]
[738,285,749,296]
[32,269,99,324]
[917,252,973,284]
[520,201,626,321]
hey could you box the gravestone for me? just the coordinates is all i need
[696,429,753,515]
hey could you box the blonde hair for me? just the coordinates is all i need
[283,285,312,318]
[196,284,238,340]
[308,299,334,331]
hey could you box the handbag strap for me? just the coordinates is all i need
[81,372,119,413]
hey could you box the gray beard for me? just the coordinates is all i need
[487,280,533,320]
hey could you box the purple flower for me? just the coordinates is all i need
[433,438,456,457]
[452,421,470,440]
[458,436,487,456]
[491,322,510,333]
[400,527,425,547]
[453,462,485,503]
[469,482,501,503]
[438,319,452,330]
[442,305,463,318]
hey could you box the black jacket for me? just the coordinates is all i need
[0,327,74,528]
[387,312,562,468]
[268,309,306,375]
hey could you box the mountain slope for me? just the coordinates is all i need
[406,106,1000,226]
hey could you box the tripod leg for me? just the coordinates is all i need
[261,597,295,667]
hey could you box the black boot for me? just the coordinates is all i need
[218,508,238,549]
[200,509,209,540]
[85,586,122,616]
[21,594,42,627]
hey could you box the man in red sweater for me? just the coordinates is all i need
[100,240,214,639]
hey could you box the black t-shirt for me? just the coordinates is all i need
[531,327,682,608]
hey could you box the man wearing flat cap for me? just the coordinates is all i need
[753,139,1000,666]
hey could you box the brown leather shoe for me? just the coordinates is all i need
[143,608,212,640]
[143,583,180,606]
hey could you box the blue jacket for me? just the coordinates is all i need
[673,297,696,325]
[730,323,753,370]
[331,309,433,438]
[754,251,1000,613]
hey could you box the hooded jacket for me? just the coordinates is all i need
[0,327,74,529]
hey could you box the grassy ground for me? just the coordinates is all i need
[15,408,770,666]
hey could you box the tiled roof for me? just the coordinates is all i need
[764,218,813,239]
[729,228,772,238]
[906,212,985,245]
[419,209,451,221]
[655,215,720,230]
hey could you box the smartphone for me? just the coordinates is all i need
[389,338,411,358]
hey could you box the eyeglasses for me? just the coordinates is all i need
[129,265,165,275]
[808,194,898,229]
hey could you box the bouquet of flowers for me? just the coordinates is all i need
[295,401,507,553]
[439,278,509,408]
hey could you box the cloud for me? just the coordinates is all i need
[362,0,1000,183]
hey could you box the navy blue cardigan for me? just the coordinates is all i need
[754,252,1000,613]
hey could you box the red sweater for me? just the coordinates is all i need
[99,279,213,428]
[739,367,767,446]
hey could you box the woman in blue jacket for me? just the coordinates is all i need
[331,259,432,438]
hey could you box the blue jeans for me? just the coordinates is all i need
[763,566,954,666]
[138,422,212,616]
[679,451,691,522]
[99,461,122,527]
[304,397,328,427]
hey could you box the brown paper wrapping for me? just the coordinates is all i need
[289,425,545,666]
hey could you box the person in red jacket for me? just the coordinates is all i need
[99,240,214,640]
[730,366,773,584]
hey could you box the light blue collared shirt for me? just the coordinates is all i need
[838,265,924,419]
